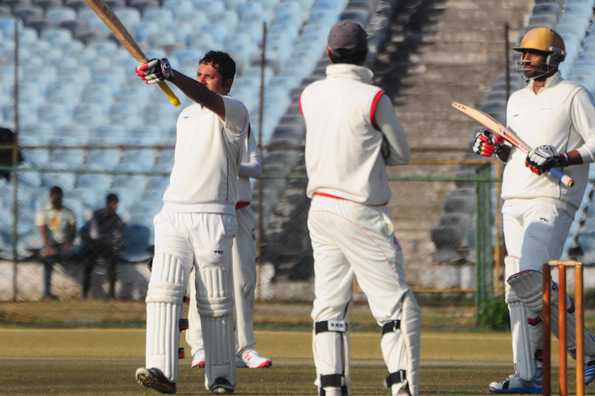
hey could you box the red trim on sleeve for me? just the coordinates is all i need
[298,94,303,115]
[236,201,251,209]
[313,192,345,200]
[370,89,385,130]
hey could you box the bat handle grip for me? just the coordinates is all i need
[550,167,575,188]
[157,81,181,107]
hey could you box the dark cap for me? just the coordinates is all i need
[327,20,368,53]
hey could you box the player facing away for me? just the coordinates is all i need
[134,51,249,394]
[185,126,272,369]
[300,20,420,396]
[472,27,595,394]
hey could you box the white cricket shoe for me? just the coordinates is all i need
[191,349,205,369]
[238,349,272,368]
[488,372,542,394]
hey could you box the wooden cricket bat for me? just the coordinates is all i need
[452,101,574,188]
[84,0,180,107]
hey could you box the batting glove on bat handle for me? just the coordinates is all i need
[136,58,174,85]
[471,129,504,157]
[525,145,569,175]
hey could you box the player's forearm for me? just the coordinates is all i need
[169,71,225,119]
[39,226,50,246]
[496,145,511,162]
[376,98,410,165]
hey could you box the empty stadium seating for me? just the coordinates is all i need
[0,0,351,259]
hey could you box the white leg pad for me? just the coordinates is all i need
[313,320,351,396]
[145,253,187,382]
[504,257,539,381]
[508,270,595,358]
[507,298,535,381]
[185,269,204,357]
[382,291,421,396]
[196,264,235,389]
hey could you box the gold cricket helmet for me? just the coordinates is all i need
[514,27,566,61]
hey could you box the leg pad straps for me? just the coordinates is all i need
[386,370,407,387]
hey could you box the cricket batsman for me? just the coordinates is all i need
[300,20,421,396]
[134,50,248,394]
[472,27,595,393]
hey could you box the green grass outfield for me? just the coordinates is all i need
[0,328,587,395]
[0,301,591,395]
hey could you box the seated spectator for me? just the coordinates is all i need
[80,193,125,299]
[0,127,23,182]
[35,185,76,300]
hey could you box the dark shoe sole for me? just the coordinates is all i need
[135,368,176,394]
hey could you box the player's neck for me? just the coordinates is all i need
[532,79,546,94]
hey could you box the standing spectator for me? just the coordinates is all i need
[300,21,420,396]
[0,127,23,182]
[35,186,76,300]
[80,193,125,299]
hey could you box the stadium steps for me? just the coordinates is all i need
[369,0,533,284]
[257,0,394,282]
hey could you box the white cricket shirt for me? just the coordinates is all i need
[163,96,249,214]
[502,73,595,209]
[237,126,261,206]
[301,64,410,206]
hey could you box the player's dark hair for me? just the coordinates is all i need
[49,185,62,196]
[199,51,236,82]
[106,193,119,204]
[328,48,368,65]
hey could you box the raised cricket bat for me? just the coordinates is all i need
[84,0,180,107]
[452,101,574,188]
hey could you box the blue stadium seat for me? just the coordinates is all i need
[46,6,77,27]
[42,159,77,183]
[86,150,121,170]
[114,6,141,29]
[77,174,112,192]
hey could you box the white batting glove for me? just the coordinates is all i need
[136,58,174,84]
[525,145,568,175]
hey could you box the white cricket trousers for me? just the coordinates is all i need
[308,195,410,326]
[186,206,258,355]
[502,198,575,272]
[146,206,237,385]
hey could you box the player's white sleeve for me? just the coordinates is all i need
[222,96,249,138]
[571,88,595,163]
[239,129,261,178]
[375,95,410,166]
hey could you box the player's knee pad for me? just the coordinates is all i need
[145,253,187,382]
[507,269,544,314]
[381,290,421,396]
[313,320,351,396]
[508,270,595,358]
[195,265,234,318]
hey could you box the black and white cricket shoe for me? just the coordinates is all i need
[488,372,542,394]
[135,367,177,394]
[209,377,234,394]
